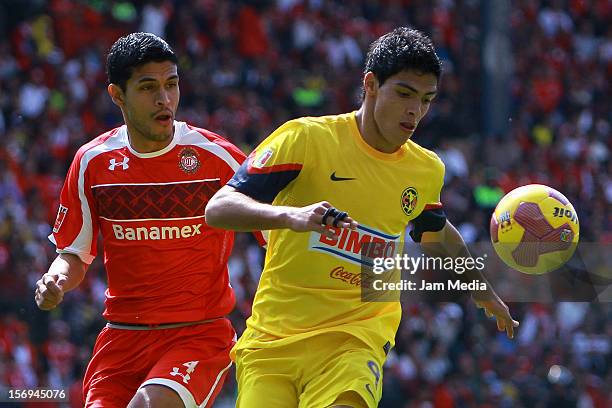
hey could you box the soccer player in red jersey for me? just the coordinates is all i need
[34,32,258,407]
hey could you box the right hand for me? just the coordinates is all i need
[35,273,68,311]
[286,201,358,239]
[473,290,520,339]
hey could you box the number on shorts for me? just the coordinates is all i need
[367,360,380,388]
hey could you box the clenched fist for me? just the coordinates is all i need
[35,273,68,310]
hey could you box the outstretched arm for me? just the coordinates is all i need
[205,185,357,240]
[420,220,520,338]
[35,253,88,311]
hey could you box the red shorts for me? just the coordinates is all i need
[83,318,235,407]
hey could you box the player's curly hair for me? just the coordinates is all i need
[364,27,441,85]
[106,32,177,91]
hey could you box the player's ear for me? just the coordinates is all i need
[107,83,125,107]
[363,72,378,97]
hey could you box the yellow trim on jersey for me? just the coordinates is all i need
[348,114,409,161]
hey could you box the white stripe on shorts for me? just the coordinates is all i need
[200,361,232,407]
[140,361,233,408]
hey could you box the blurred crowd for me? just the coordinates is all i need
[0,0,610,407]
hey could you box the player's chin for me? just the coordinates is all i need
[149,129,173,142]
[392,131,412,145]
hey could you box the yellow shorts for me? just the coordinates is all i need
[235,331,384,408]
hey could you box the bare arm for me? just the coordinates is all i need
[205,185,357,239]
[420,220,519,338]
[35,253,88,311]
[421,220,492,290]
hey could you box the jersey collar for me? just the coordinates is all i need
[123,121,181,158]
[348,111,408,161]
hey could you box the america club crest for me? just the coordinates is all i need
[178,147,200,174]
[401,187,418,216]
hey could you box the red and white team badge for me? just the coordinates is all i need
[178,147,200,174]
[53,205,68,233]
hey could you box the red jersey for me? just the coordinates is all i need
[50,121,252,324]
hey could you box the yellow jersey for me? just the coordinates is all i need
[228,111,445,355]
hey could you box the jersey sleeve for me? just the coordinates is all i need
[410,157,447,242]
[213,136,248,185]
[48,148,100,264]
[227,120,308,203]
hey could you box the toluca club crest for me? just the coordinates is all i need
[178,147,200,174]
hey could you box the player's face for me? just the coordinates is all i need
[110,61,180,152]
[369,70,437,152]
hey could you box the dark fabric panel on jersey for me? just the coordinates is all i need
[410,208,447,242]
[92,180,221,220]
[228,160,301,204]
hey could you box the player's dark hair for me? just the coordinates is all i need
[106,32,177,91]
[364,27,441,86]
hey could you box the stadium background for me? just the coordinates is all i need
[0,0,610,406]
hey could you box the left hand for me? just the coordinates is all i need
[473,291,519,339]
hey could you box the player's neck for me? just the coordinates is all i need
[126,125,175,154]
[355,106,401,154]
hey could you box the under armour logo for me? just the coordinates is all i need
[170,361,199,384]
[170,367,191,384]
[108,157,129,170]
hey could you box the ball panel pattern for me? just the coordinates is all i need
[513,202,553,238]
[512,231,540,267]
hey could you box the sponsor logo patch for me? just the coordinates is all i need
[309,224,400,266]
[53,205,68,233]
[329,266,361,287]
[252,148,274,169]
[112,223,202,241]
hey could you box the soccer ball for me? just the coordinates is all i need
[490,184,579,274]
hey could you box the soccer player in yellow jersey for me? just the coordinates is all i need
[206,27,519,407]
